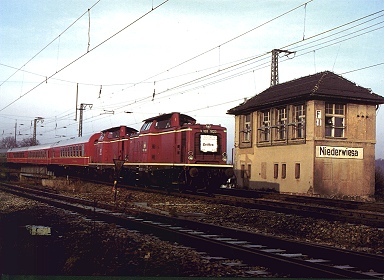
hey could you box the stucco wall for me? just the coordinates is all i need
[233,101,377,196]
[312,102,376,196]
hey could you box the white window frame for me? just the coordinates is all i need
[259,110,271,142]
[325,103,345,138]
[293,104,305,139]
[276,107,287,140]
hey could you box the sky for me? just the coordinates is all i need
[0,0,384,159]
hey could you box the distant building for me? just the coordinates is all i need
[227,71,384,196]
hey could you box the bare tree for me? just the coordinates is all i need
[19,137,39,147]
[0,136,17,149]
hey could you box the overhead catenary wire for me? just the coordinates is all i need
[19,53,384,142]
[111,0,314,97]
[3,11,380,139]
[99,8,384,107]
[5,57,384,143]
[2,3,384,142]
[114,16,384,109]
[0,0,170,113]
[0,0,102,89]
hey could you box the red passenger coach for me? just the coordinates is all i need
[7,144,52,165]
[7,147,29,164]
[50,133,101,167]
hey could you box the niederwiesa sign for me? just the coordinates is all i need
[316,146,363,159]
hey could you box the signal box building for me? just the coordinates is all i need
[227,71,384,196]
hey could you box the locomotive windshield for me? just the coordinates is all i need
[140,121,153,131]
[200,134,218,153]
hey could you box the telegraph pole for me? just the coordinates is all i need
[78,103,92,137]
[270,49,295,87]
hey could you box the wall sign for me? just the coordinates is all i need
[316,110,322,126]
[316,146,363,159]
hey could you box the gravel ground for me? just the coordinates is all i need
[2,178,384,277]
[58,180,384,255]
[0,190,273,277]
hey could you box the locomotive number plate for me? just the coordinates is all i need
[200,134,218,153]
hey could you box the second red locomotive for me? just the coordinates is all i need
[7,112,233,192]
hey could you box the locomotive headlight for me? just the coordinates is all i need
[188,150,194,161]
[222,152,227,162]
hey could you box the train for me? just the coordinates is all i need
[6,112,233,192]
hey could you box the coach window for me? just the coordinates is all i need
[325,103,345,138]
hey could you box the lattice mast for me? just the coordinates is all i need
[270,49,295,87]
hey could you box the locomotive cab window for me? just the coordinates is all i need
[140,121,152,131]
[155,119,171,129]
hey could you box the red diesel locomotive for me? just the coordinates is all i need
[7,112,233,191]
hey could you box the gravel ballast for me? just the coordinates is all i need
[0,191,271,277]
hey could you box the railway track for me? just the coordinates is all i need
[214,188,384,228]
[9,170,384,228]
[113,182,384,228]
[1,182,384,278]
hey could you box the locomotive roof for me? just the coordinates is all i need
[227,71,384,115]
[51,133,101,147]
[101,126,138,133]
[143,112,196,123]
[7,133,101,153]
[7,143,53,153]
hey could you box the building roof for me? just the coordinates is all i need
[227,71,384,115]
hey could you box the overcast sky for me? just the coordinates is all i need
[1,0,384,158]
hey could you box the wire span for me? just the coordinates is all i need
[0,0,102,89]
[0,0,170,113]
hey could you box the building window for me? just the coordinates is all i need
[295,163,300,179]
[293,104,305,139]
[325,103,345,138]
[282,163,286,179]
[242,114,251,143]
[259,110,271,142]
[261,162,267,179]
[274,163,279,179]
[239,114,252,148]
[248,164,252,179]
[276,107,287,140]
[241,164,245,178]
